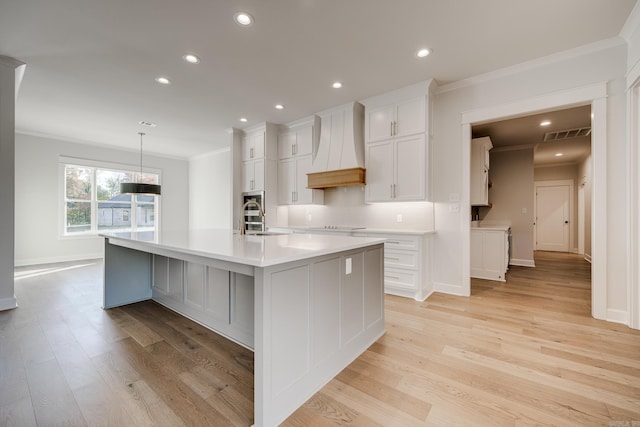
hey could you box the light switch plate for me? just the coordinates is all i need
[449,203,460,213]
[396,214,403,223]
[345,258,352,275]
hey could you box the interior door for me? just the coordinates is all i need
[536,185,570,252]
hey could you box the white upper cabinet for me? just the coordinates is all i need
[362,80,436,203]
[366,96,425,143]
[242,159,264,192]
[242,131,265,161]
[277,116,323,205]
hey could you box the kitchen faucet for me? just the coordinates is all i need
[240,200,265,235]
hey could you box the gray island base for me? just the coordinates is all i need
[102,229,385,427]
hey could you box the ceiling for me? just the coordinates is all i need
[1,0,636,159]
[472,105,592,166]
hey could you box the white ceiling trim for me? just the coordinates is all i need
[619,0,640,41]
[438,38,623,94]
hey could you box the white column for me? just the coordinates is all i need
[0,55,25,311]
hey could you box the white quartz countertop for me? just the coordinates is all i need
[101,229,385,267]
[471,224,511,231]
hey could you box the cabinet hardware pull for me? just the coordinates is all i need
[390,122,393,136]
[390,184,393,198]
[384,257,400,261]
[387,241,401,244]
[292,144,295,156]
[393,121,397,136]
[250,147,254,158]
[384,275,400,280]
[393,184,397,198]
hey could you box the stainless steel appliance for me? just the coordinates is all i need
[242,191,265,233]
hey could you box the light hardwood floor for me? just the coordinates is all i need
[1,252,639,426]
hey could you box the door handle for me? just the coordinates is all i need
[564,221,569,224]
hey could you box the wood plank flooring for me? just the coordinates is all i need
[1,251,639,426]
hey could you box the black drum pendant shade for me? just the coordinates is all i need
[120,132,161,195]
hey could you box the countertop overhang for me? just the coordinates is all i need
[100,229,385,267]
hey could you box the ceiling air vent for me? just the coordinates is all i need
[544,127,591,141]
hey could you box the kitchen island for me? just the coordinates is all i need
[101,229,386,427]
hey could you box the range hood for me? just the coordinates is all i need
[307,102,365,189]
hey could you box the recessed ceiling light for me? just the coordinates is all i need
[555,153,564,157]
[138,121,157,127]
[332,82,343,89]
[416,48,431,58]
[234,12,254,26]
[540,120,551,126]
[275,104,285,110]
[182,54,200,64]
[155,76,171,85]
[240,117,248,123]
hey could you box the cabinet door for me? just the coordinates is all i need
[253,159,264,191]
[365,141,394,202]
[278,158,295,204]
[242,161,254,192]
[470,230,483,272]
[295,125,313,156]
[204,267,230,324]
[395,97,425,138]
[366,104,394,143]
[230,273,254,339]
[295,155,312,204]
[483,231,506,279]
[394,134,425,201]
[278,131,296,160]
[243,131,265,160]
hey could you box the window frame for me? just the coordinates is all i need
[59,156,162,239]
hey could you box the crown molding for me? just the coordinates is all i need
[620,1,640,42]
[438,37,624,94]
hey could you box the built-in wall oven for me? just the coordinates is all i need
[242,191,265,233]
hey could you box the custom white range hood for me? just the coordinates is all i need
[307,102,365,189]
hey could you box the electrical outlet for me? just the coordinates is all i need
[396,214,403,223]
[307,213,312,222]
[449,203,460,213]
[449,193,460,202]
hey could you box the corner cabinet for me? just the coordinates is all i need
[277,116,324,205]
[362,80,436,203]
[470,136,493,206]
[470,227,509,282]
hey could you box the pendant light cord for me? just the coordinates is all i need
[139,132,145,179]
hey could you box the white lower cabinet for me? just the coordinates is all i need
[470,228,509,282]
[353,231,432,301]
[152,255,254,347]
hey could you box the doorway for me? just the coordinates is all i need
[461,82,607,320]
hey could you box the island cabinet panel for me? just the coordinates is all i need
[167,258,184,302]
[205,267,230,323]
[255,244,385,427]
[311,258,341,365]
[152,255,169,294]
[184,262,205,310]
[270,265,311,397]
[150,254,254,348]
[341,252,364,346]
[230,273,255,343]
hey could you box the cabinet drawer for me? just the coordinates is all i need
[383,235,419,251]
[383,249,418,269]
[383,267,417,290]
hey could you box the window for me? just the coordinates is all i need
[62,159,160,236]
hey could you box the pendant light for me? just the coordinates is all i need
[120,132,161,195]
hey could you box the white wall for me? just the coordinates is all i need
[432,42,628,317]
[14,133,189,265]
[189,147,231,229]
[482,148,534,265]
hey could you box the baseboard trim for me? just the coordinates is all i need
[0,296,18,311]
[510,259,535,268]
[434,281,468,296]
[15,253,103,267]
[606,308,628,325]
[584,253,592,263]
